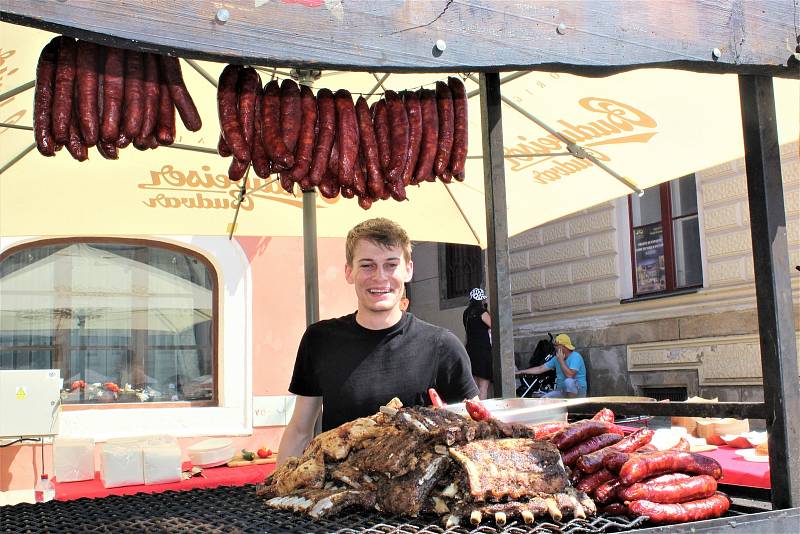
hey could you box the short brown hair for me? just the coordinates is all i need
[346,218,412,266]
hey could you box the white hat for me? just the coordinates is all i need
[469,288,487,301]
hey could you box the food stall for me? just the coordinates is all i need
[1,0,798,531]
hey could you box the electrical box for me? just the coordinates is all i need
[0,369,63,438]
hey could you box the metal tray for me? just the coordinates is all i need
[444,397,570,424]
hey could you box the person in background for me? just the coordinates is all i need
[463,287,493,399]
[278,218,479,467]
[515,333,586,398]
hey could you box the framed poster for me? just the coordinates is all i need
[633,224,666,293]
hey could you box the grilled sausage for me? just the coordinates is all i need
[134,53,160,144]
[551,421,624,451]
[122,50,145,138]
[591,408,615,423]
[217,65,249,162]
[433,80,454,177]
[75,40,100,146]
[401,90,422,186]
[289,84,318,183]
[308,88,335,186]
[261,79,293,170]
[627,492,730,524]
[448,76,468,175]
[155,73,175,145]
[414,88,438,183]
[576,468,615,494]
[618,451,723,486]
[384,90,409,183]
[594,477,623,504]
[34,39,60,156]
[530,421,569,440]
[334,89,358,187]
[465,399,491,421]
[101,46,125,143]
[372,98,391,172]
[620,474,716,504]
[52,36,77,144]
[159,55,202,131]
[561,433,623,467]
[599,503,629,516]
[355,96,385,197]
[577,428,655,473]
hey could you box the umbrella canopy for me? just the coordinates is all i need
[1,22,798,246]
[0,243,213,333]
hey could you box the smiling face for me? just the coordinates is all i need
[345,238,413,322]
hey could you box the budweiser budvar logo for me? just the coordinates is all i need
[506,97,657,185]
[138,165,338,210]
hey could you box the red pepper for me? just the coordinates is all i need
[257,447,272,459]
[465,398,491,421]
[428,388,445,409]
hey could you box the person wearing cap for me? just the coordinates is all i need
[515,333,587,398]
[278,218,479,467]
[463,287,493,399]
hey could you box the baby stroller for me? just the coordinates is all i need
[516,334,557,397]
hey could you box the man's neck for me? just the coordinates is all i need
[355,307,403,330]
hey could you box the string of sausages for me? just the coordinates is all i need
[550,409,730,525]
[33,36,202,161]
[217,65,469,209]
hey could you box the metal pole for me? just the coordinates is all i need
[479,72,514,399]
[303,189,319,326]
[738,74,800,509]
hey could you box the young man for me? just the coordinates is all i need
[277,218,479,466]
[515,333,587,398]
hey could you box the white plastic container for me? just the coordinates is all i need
[143,442,182,485]
[53,437,96,483]
[100,437,145,488]
[187,438,235,468]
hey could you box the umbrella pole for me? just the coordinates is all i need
[479,72,515,399]
[302,189,319,326]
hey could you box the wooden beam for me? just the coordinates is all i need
[2,1,797,76]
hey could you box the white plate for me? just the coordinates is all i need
[735,449,770,463]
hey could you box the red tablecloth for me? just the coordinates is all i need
[698,446,770,489]
[54,462,275,501]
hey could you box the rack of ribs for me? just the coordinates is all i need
[257,399,594,526]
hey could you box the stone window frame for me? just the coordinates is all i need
[438,243,484,310]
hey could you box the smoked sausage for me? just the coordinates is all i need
[355,96,385,197]
[217,65,250,162]
[372,99,391,173]
[251,84,271,179]
[52,36,77,144]
[334,89,358,187]
[308,88,335,186]
[384,90,409,183]
[135,53,160,144]
[618,451,723,486]
[318,169,339,199]
[289,84,318,183]
[620,474,716,504]
[159,55,202,131]
[122,50,145,138]
[447,76,468,175]
[217,134,232,157]
[433,80,454,177]
[627,492,730,524]
[75,40,100,146]
[237,67,261,166]
[155,73,175,145]
[65,101,89,162]
[561,433,623,467]
[401,90,422,186]
[101,46,125,143]
[34,38,60,156]
[280,79,302,157]
[414,88,438,183]
[228,158,249,182]
[551,421,624,451]
[261,79,294,170]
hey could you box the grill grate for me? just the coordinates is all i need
[0,484,654,534]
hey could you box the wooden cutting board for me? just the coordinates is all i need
[227,457,277,467]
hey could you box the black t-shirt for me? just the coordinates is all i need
[289,312,479,431]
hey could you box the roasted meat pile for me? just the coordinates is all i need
[256,399,595,527]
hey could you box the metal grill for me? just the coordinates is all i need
[0,484,704,534]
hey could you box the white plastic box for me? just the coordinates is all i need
[100,437,145,488]
[53,437,95,483]
[143,442,182,485]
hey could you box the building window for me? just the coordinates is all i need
[0,240,216,405]
[439,243,483,308]
[628,174,703,296]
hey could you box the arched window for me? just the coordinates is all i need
[0,239,217,406]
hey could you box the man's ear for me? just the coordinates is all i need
[404,260,414,282]
[344,262,355,285]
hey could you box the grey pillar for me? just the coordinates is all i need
[738,74,799,509]
[303,189,319,326]
[479,72,515,399]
